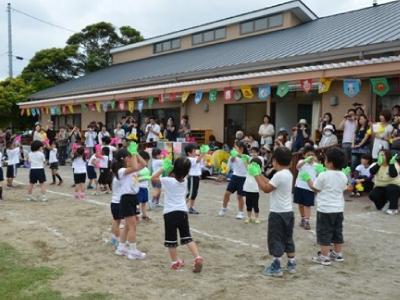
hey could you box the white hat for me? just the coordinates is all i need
[323,124,335,132]
[299,119,307,125]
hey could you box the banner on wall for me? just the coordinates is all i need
[233,89,242,101]
[138,100,144,112]
[68,104,74,113]
[45,107,50,115]
[301,79,313,93]
[148,96,154,107]
[118,101,125,111]
[276,82,290,98]
[95,102,101,112]
[110,101,116,110]
[159,94,165,104]
[343,79,361,97]
[88,103,95,112]
[318,78,333,94]
[258,84,271,100]
[102,102,108,112]
[36,108,40,116]
[370,77,390,97]
[81,103,88,112]
[194,91,203,104]
[20,108,25,116]
[26,108,30,116]
[181,92,190,103]
[169,92,177,102]
[128,101,135,113]
[224,87,233,101]
[241,85,254,99]
[209,89,218,103]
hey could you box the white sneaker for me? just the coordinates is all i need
[127,249,146,260]
[385,209,399,215]
[41,195,48,202]
[218,208,228,216]
[115,245,127,256]
[148,201,155,210]
[236,211,245,220]
[26,195,35,201]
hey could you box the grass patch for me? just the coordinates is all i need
[0,242,110,300]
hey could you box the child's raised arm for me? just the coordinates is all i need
[151,168,164,182]
[255,175,275,193]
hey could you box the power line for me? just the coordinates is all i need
[11,7,77,33]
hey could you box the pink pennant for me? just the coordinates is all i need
[118,101,125,111]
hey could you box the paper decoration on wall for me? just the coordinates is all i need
[233,90,242,101]
[301,79,312,93]
[128,101,135,113]
[95,102,101,112]
[318,78,332,94]
[40,107,45,115]
[81,103,88,112]
[62,105,67,114]
[36,108,40,115]
[45,107,50,114]
[31,108,37,116]
[138,100,144,112]
[159,94,165,104]
[68,104,74,113]
[181,92,190,103]
[20,108,25,116]
[56,106,62,115]
[370,77,390,97]
[343,79,361,97]
[118,101,125,111]
[258,84,271,100]
[194,91,203,104]
[148,96,154,107]
[50,107,55,115]
[26,108,30,116]
[241,85,254,99]
[224,87,233,101]
[89,103,96,112]
[276,82,290,98]
[169,92,177,102]
[102,102,108,112]
[110,101,116,110]
[209,89,218,103]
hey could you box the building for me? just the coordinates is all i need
[19,0,400,145]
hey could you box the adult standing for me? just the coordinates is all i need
[85,126,97,155]
[178,115,191,138]
[258,115,275,148]
[338,109,357,165]
[351,114,371,168]
[145,117,161,142]
[0,129,5,153]
[371,110,393,160]
[141,117,150,142]
[98,125,110,146]
[57,127,69,166]
[33,124,47,142]
[319,112,336,133]
[46,121,56,144]
[292,119,310,152]
[128,119,143,142]
[114,122,126,140]
[69,126,82,145]
[165,117,177,141]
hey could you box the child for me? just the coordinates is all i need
[113,145,147,260]
[110,176,122,249]
[150,148,163,209]
[27,141,47,202]
[6,141,20,187]
[97,147,111,194]
[72,146,87,200]
[185,144,207,214]
[294,146,317,230]
[303,147,350,265]
[102,136,117,161]
[137,151,151,221]
[219,140,248,219]
[49,141,63,185]
[243,157,262,224]
[86,153,98,190]
[251,146,296,277]
[351,154,373,197]
[0,150,4,199]
[152,157,203,272]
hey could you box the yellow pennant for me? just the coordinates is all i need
[128,101,135,113]
[27,108,31,116]
[95,102,101,112]
[241,85,254,99]
[68,104,74,113]
[318,78,333,94]
[181,92,190,103]
[45,107,50,114]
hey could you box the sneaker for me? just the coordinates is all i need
[235,211,245,220]
[74,192,79,199]
[41,195,48,202]
[329,250,344,262]
[385,209,399,215]
[218,208,228,216]
[304,220,311,230]
[58,180,63,186]
[156,203,163,208]
[254,218,261,224]
[79,193,86,200]
[189,208,200,215]
[87,185,93,190]
[111,237,119,249]
[115,245,127,256]
[148,201,156,210]
[355,192,361,197]
[50,182,56,185]
[350,192,355,197]
[171,259,185,271]
[244,218,251,224]
[299,218,305,227]
[312,252,331,266]
[262,260,283,277]
[127,249,146,260]
[193,256,203,273]
[287,259,297,274]
[26,195,35,202]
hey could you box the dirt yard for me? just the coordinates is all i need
[0,166,399,300]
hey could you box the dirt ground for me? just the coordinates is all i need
[0,166,399,300]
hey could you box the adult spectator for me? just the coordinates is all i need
[318,124,338,148]
[85,125,97,155]
[338,109,357,165]
[46,121,56,145]
[128,119,143,141]
[145,116,161,142]
[351,114,371,168]
[392,105,400,120]
[0,129,5,153]
[208,135,222,151]
[33,124,47,142]
[178,115,191,138]
[114,122,125,139]
[274,128,290,150]
[258,115,275,148]
[391,114,400,156]
[319,112,336,132]
[69,126,82,144]
[141,117,150,142]
[371,110,393,160]
[234,130,244,144]
[369,149,400,215]
[57,127,69,165]
[98,125,110,146]
[165,117,177,141]
[292,119,310,152]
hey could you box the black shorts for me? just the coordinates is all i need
[187,176,200,200]
[98,168,111,185]
[120,194,138,218]
[164,211,193,248]
[74,173,86,184]
[86,165,97,180]
[226,175,246,196]
[6,164,17,178]
[49,162,59,170]
[293,187,315,206]
[29,169,46,184]
[0,167,3,181]
[111,203,122,220]
[316,211,344,246]
[267,212,295,257]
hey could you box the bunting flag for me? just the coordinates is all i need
[95,102,101,112]
[45,107,50,115]
[56,106,61,115]
[148,96,154,107]
[370,77,390,97]
[258,84,271,100]
[110,101,116,110]
[50,107,55,115]
[241,85,254,99]
[31,108,37,117]
[194,91,203,104]
[276,82,290,98]
[62,105,67,114]
[68,104,74,113]
[89,103,96,112]
[209,89,218,103]
[343,79,361,97]
[159,94,165,104]
[81,103,88,112]
[181,92,190,103]
[318,78,333,94]
[233,89,242,101]
[102,102,108,112]
[36,108,40,116]
[118,101,125,111]
[20,108,25,116]
[224,87,233,101]
[128,101,135,113]
[169,92,177,102]
[301,79,313,93]
[138,100,144,112]
[40,107,45,115]
[26,108,31,116]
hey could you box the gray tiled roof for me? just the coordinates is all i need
[31,1,400,100]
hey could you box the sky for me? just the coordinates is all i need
[0,0,395,80]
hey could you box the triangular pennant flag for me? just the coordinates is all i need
[45,107,50,115]
[301,79,313,94]
[95,102,101,112]
[128,101,135,113]
[343,79,361,98]
[181,92,190,103]
[234,90,242,101]
[370,77,390,97]
[209,89,218,103]
[68,104,74,113]
[224,87,233,101]
[258,84,271,100]
[88,103,95,112]
[31,108,37,116]
[50,107,55,115]
[36,108,41,115]
[62,105,67,114]
[276,82,290,98]
[27,108,31,116]
[20,108,25,116]
[318,78,333,94]
[102,102,108,112]
[169,92,177,102]
[148,96,154,108]
[159,94,165,104]
[81,103,87,112]
[138,100,144,112]
[40,107,45,115]
[241,85,254,99]
[56,106,61,115]
[110,101,116,110]
[194,91,203,104]
[118,101,125,111]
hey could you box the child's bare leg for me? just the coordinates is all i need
[120,220,128,243]
[255,212,259,218]
[40,183,46,194]
[333,243,343,254]
[237,195,244,211]
[168,247,178,261]
[126,216,137,243]
[298,205,305,218]
[140,203,147,217]
[189,199,195,209]
[247,210,252,218]
[112,220,121,237]
[186,241,200,258]
[28,183,34,194]
[222,191,231,208]
[304,206,311,220]
[321,245,330,257]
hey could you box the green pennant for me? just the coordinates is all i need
[110,101,116,110]
[276,82,290,98]
[209,89,218,103]
[80,103,88,112]
[148,96,154,108]
[370,77,390,97]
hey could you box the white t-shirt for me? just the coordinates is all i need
[49,148,58,163]
[118,168,139,195]
[355,164,370,177]
[98,131,110,145]
[98,155,109,169]
[146,124,161,142]
[0,152,2,167]
[295,162,317,191]
[7,148,20,165]
[111,177,121,204]
[314,170,348,213]
[85,131,97,147]
[151,159,163,174]
[88,154,97,167]
[138,166,150,188]
[188,157,202,176]
[269,169,293,213]
[72,157,87,174]
[114,128,125,139]
[229,157,247,177]
[161,177,188,214]
[243,174,259,193]
[29,151,45,169]
[259,123,275,146]
[342,120,357,144]
[102,145,117,161]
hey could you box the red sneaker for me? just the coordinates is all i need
[170,259,185,271]
[193,256,203,273]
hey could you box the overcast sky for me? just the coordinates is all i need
[0,0,394,80]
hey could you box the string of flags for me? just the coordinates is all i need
[19,77,396,116]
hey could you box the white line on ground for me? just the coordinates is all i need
[191,228,261,249]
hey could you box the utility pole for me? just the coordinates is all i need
[7,2,13,78]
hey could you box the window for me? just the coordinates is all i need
[51,114,81,130]
[215,28,226,40]
[240,21,254,34]
[254,18,268,31]
[192,33,203,45]
[154,38,181,53]
[203,30,214,42]
[191,27,226,45]
[171,38,181,49]
[162,41,171,51]
[269,14,284,27]
[240,14,283,35]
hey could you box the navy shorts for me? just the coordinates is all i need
[6,164,17,178]
[120,194,138,218]
[293,187,315,206]
[137,187,149,203]
[74,173,86,184]
[0,168,3,181]
[29,169,46,184]
[111,203,122,220]
[226,175,246,196]
[49,162,59,170]
[87,165,97,180]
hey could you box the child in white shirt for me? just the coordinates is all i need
[49,141,63,185]
[137,151,151,220]
[0,151,4,200]
[351,154,373,197]
[243,157,262,224]
[27,141,47,202]
[72,146,87,200]
[150,148,164,208]
[6,141,20,187]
